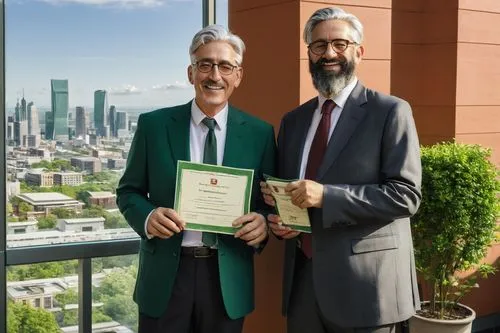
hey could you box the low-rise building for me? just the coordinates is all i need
[16,192,84,216]
[53,172,83,186]
[7,220,38,234]
[25,170,54,187]
[107,158,126,170]
[87,191,117,209]
[57,217,105,232]
[70,157,101,174]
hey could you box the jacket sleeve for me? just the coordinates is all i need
[321,99,422,228]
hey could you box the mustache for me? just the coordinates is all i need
[202,80,225,88]
[315,57,346,66]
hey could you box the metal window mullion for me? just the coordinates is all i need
[1,0,7,331]
[78,258,92,333]
[202,0,216,27]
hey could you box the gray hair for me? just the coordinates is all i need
[303,7,364,45]
[189,25,246,66]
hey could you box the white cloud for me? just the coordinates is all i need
[38,0,173,8]
[108,84,144,95]
[152,81,191,91]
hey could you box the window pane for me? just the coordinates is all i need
[5,0,201,247]
[217,0,229,27]
[7,260,79,332]
[92,255,138,332]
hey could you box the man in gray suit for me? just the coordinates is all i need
[261,7,422,333]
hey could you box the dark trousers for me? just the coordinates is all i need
[139,252,244,333]
[287,251,400,333]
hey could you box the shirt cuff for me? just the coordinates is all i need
[144,209,156,239]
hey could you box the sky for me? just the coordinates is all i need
[5,0,228,108]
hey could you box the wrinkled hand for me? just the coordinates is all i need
[260,181,275,207]
[267,214,300,239]
[233,212,268,246]
[286,180,324,209]
[146,207,186,239]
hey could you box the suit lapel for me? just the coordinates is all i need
[222,107,245,167]
[317,83,368,180]
[290,98,317,178]
[165,101,191,164]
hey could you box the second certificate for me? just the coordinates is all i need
[174,161,254,234]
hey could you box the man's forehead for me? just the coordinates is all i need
[193,42,237,63]
[311,19,350,37]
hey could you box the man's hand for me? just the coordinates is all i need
[146,207,186,239]
[260,181,275,207]
[233,212,268,246]
[286,180,324,209]
[268,214,300,239]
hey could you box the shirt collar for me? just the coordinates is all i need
[191,100,229,130]
[318,77,358,111]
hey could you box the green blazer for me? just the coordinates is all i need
[116,101,276,319]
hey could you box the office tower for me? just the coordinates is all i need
[115,111,129,137]
[48,79,69,140]
[15,100,21,122]
[45,112,54,140]
[14,121,28,147]
[109,105,116,137]
[27,102,40,136]
[20,96,27,120]
[94,90,108,137]
[14,95,28,147]
[75,106,87,138]
[7,117,14,141]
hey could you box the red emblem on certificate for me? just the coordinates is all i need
[210,178,218,185]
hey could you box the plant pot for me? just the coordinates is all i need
[409,302,476,333]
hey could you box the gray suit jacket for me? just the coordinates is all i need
[278,82,422,328]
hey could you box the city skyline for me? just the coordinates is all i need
[5,0,229,108]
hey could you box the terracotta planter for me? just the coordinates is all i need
[409,302,476,333]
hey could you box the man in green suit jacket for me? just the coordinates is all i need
[116,25,276,333]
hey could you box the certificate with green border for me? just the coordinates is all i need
[264,174,311,233]
[174,161,254,234]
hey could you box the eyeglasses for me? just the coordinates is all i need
[308,39,358,56]
[193,61,239,75]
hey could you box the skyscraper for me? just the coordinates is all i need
[94,90,108,137]
[14,95,28,146]
[14,100,21,122]
[20,96,27,120]
[27,102,40,136]
[75,106,87,138]
[109,105,116,137]
[49,79,69,140]
[45,112,54,140]
[115,111,129,137]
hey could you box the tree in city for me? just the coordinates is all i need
[37,215,57,229]
[7,261,79,281]
[17,202,34,221]
[31,159,74,172]
[50,208,75,219]
[94,267,138,328]
[80,205,105,218]
[103,212,129,229]
[8,301,59,333]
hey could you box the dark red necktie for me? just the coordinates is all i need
[301,99,335,258]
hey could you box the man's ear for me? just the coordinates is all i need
[234,67,244,88]
[187,65,194,84]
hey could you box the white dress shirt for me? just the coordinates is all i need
[299,78,358,179]
[145,100,228,247]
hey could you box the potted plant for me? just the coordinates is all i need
[409,142,499,333]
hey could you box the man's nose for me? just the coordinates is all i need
[209,65,222,81]
[323,43,338,59]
